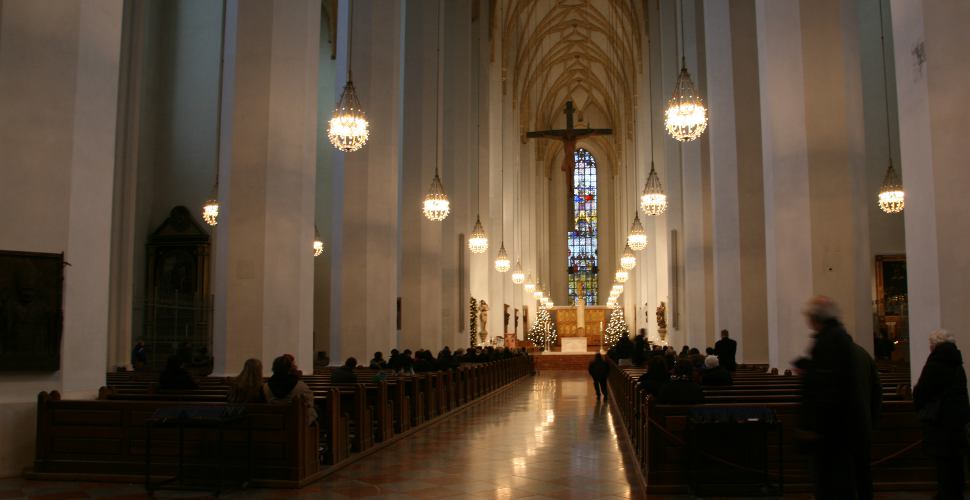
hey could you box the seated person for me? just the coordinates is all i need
[369,351,387,369]
[227,358,265,403]
[332,357,359,384]
[700,356,733,386]
[263,355,317,424]
[158,355,198,391]
[637,356,670,398]
[657,359,705,404]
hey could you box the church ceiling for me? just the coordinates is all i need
[499,0,645,176]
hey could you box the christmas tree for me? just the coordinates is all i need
[527,305,557,350]
[604,304,628,349]
[469,297,478,347]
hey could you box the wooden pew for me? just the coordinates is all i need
[605,359,933,494]
[34,391,320,487]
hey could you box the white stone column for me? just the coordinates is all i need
[0,0,123,475]
[703,0,744,360]
[442,0,474,350]
[63,0,125,394]
[755,0,814,370]
[327,0,403,364]
[891,0,970,381]
[213,0,319,375]
[800,0,872,350]
[400,0,443,351]
[728,0,769,364]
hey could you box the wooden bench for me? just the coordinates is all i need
[606,359,933,494]
[33,391,320,487]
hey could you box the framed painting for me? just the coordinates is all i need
[0,250,64,371]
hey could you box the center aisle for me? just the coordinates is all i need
[315,371,644,499]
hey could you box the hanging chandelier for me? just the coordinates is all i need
[328,2,368,152]
[641,163,668,216]
[202,199,219,226]
[495,243,511,272]
[878,162,904,213]
[620,243,637,270]
[511,260,525,284]
[615,268,629,284]
[328,80,369,152]
[875,0,903,214]
[627,212,647,250]
[664,1,707,142]
[665,60,708,142]
[313,226,324,257]
[468,215,488,253]
[533,282,544,299]
[524,275,536,293]
[423,168,450,221]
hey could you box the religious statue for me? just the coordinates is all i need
[656,301,668,343]
[526,101,612,223]
[479,300,489,343]
[575,281,586,334]
[503,304,510,334]
[514,309,519,333]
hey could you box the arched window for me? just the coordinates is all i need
[568,148,597,305]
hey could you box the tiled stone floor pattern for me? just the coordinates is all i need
[0,371,949,499]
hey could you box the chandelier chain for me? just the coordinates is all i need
[878,0,893,166]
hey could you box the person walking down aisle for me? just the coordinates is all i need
[588,353,610,400]
[914,329,970,500]
[795,296,881,500]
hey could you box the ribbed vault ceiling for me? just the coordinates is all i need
[500,0,645,176]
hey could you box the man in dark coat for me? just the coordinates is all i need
[796,296,880,500]
[657,359,705,404]
[914,330,970,499]
[588,353,609,400]
[715,329,738,372]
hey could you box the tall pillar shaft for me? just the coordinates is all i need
[755,0,815,369]
[213,0,319,375]
[704,0,744,359]
[328,0,404,363]
[401,0,443,351]
[892,0,970,381]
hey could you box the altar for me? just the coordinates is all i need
[550,305,610,349]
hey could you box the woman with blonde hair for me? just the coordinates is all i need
[227,358,264,404]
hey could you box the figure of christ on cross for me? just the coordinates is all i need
[526,101,612,224]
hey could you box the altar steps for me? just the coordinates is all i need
[533,352,597,370]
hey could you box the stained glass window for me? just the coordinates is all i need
[568,148,598,305]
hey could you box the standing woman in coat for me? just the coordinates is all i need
[914,329,970,499]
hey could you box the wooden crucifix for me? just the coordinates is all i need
[526,101,612,224]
